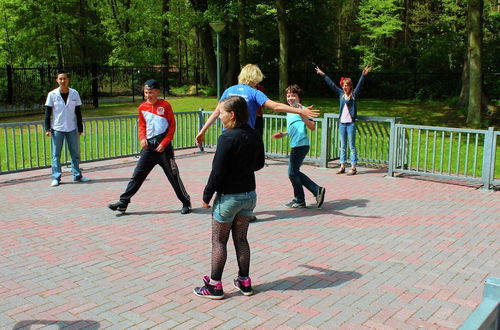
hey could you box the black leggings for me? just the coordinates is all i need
[210,215,251,281]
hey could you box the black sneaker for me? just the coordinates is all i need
[108,201,127,212]
[316,187,326,209]
[233,277,253,296]
[193,275,224,300]
[180,203,192,214]
[285,200,306,208]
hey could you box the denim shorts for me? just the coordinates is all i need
[212,190,257,223]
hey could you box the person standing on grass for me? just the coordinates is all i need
[108,79,192,214]
[272,84,326,209]
[44,70,90,187]
[194,96,265,300]
[315,65,371,175]
[195,64,320,147]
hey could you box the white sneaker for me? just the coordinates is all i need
[51,179,60,187]
[76,176,91,182]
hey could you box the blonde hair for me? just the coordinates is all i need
[238,64,265,86]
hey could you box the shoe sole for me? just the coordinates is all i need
[193,288,224,300]
[233,283,253,296]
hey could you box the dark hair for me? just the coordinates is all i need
[55,70,70,78]
[220,96,249,129]
[284,84,303,102]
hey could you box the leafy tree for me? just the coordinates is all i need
[355,0,403,69]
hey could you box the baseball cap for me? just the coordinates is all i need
[144,79,160,90]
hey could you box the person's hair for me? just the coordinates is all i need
[284,84,304,103]
[220,96,249,129]
[341,77,352,87]
[56,70,70,79]
[238,64,265,86]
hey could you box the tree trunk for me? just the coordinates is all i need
[54,4,64,67]
[238,0,247,67]
[189,0,217,87]
[79,0,88,61]
[466,0,483,127]
[161,0,170,95]
[457,49,469,108]
[276,0,288,103]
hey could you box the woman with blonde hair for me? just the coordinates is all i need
[196,64,320,146]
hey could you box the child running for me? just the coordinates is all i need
[272,84,326,209]
[194,96,265,300]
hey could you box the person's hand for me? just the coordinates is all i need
[363,66,372,76]
[196,132,205,147]
[272,132,284,139]
[155,144,166,152]
[315,66,325,76]
[140,139,148,149]
[79,132,84,136]
[303,105,320,118]
[202,202,211,208]
[45,131,51,137]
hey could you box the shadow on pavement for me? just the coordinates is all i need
[253,198,380,222]
[13,320,100,330]
[254,265,362,293]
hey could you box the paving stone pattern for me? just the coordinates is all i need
[1,150,499,329]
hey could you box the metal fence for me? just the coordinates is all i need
[391,124,500,189]
[1,110,498,189]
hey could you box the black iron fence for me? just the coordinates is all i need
[0,64,498,111]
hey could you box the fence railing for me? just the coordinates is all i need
[1,110,498,190]
[391,124,499,189]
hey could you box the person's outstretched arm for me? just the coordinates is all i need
[263,100,320,118]
[196,103,222,147]
[315,66,343,96]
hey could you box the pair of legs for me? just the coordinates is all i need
[288,145,321,204]
[338,123,357,173]
[51,129,83,181]
[119,143,190,206]
[194,191,256,299]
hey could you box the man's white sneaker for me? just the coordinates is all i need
[51,179,60,187]
[75,176,91,182]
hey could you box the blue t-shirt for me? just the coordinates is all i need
[220,84,269,128]
[287,112,310,148]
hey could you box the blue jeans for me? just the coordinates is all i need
[339,122,357,165]
[288,145,319,203]
[212,191,257,223]
[51,129,82,181]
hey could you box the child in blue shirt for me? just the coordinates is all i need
[272,85,326,208]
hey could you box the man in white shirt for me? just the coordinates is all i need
[44,71,90,187]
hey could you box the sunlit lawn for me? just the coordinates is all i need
[0,96,466,128]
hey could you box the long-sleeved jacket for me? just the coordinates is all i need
[203,124,265,204]
[322,74,365,122]
[138,99,175,147]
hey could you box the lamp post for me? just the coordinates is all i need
[209,21,225,100]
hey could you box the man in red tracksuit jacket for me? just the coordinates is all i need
[109,79,192,214]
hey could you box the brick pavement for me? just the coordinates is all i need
[0,149,499,329]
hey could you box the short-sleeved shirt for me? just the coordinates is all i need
[287,111,310,148]
[220,84,269,128]
[45,88,82,132]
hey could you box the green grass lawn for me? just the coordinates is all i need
[0,96,466,128]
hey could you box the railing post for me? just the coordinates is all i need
[481,127,495,191]
[387,118,399,177]
[6,65,13,105]
[320,117,329,168]
[91,63,99,108]
[198,108,205,152]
